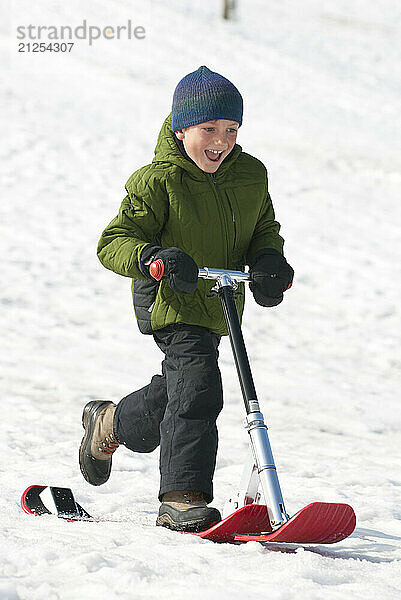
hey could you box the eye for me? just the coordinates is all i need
[203,127,215,132]
[227,128,238,133]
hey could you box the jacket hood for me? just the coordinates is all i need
[152,114,242,181]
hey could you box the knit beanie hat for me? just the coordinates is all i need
[171,66,243,132]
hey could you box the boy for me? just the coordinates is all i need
[79,66,294,532]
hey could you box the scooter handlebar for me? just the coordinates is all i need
[149,260,250,283]
[198,267,250,282]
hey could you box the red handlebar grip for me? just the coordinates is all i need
[149,258,165,281]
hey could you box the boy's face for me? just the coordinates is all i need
[175,119,239,173]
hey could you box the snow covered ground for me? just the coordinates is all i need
[1,0,401,598]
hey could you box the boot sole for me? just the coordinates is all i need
[156,512,220,533]
[79,400,114,486]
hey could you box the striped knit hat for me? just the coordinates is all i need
[171,66,243,132]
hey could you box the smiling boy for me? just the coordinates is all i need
[175,119,239,172]
[79,66,294,532]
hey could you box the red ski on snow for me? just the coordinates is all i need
[190,502,356,544]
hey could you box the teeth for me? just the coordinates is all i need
[207,149,222,154]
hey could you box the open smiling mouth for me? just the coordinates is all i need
[204,149,224,163]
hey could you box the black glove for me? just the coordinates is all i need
[249,249,294,307]
[141,245,198,295]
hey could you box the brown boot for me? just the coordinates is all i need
[79,401,119,486]
[156,491,221,532]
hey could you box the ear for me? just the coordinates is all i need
[175,129,185,140]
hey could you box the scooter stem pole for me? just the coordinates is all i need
[216,275,288,526]
[218,284,258,415]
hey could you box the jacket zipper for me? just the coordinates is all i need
[210,173,237,259]
[226,194,237,251]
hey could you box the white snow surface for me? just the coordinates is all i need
[1,0,401,598]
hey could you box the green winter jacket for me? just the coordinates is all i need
[97,115,284,335]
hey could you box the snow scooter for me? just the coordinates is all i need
[21,265,356,545]
[148,263,356,544]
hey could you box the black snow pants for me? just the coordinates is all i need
[113,324,223,503]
